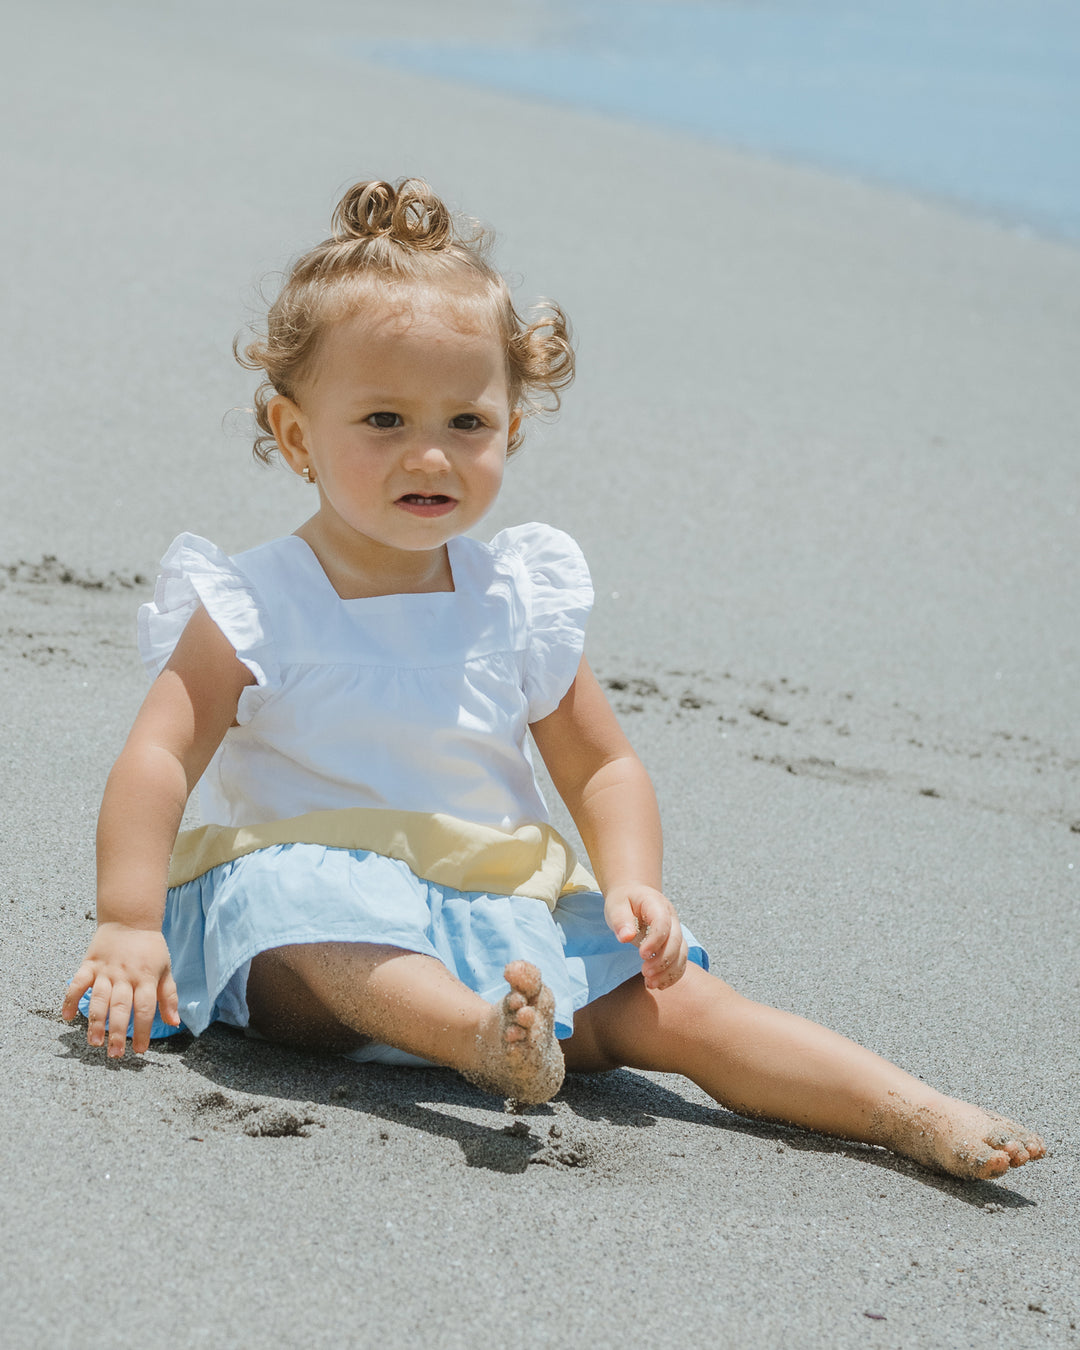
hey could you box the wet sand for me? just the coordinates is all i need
[2,2,1078,1346]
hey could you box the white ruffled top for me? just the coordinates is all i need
[138,524,593,832]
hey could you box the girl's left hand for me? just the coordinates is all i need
[604,885,688,991]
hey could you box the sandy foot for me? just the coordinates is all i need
[463,961,565,1106]
[874,1091,1047,1180]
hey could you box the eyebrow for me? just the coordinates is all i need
[344,391,505,411]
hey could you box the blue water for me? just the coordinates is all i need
[358,0,1080,242]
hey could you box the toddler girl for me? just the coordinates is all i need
[63,178,1044,1181]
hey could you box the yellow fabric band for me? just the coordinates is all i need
[167,807,597,912]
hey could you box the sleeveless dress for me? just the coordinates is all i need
[84,523,707,1062]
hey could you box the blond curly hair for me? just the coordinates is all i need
[235,177,575,462]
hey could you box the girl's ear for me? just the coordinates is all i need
[267,394,312,478]
[508,407,523,445]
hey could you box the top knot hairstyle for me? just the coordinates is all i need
[236,178,575,462]
[331,178,454,250]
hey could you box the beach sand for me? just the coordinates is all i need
[1,3,1077,1345]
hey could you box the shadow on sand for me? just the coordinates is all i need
[54,1019,1039,1206]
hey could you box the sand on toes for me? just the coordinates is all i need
[875,1091,1047,1181]
[463,960,565,1105]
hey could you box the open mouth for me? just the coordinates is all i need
[396,493,458,517]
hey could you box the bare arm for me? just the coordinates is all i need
[61,606,254,1055]
[530,657,687,990]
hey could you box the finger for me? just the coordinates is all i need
[639,923,671,964]
[106,983,133,1059]
[646,935,689,991]
[642,917,685,987]
[635,892,676,953]
[130,986,159,1056]
[638,905,674,965]
[61,965,94,1021]
[606,895,640,945]
[84,976,113,1047]
[158,971,181,1028]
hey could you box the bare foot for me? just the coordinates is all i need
[874,1090,1047,1180]
[463,961,565,1105]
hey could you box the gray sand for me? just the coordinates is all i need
[2,3,1077,1346]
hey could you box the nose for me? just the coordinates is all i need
[402,437,451,473]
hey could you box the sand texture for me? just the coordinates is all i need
[1,2,1077,1346]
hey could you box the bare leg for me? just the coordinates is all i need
[247,943,563,1104]
[564,966,1045,1181]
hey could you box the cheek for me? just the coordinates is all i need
[331,452,379,487]
[484,451,507,492]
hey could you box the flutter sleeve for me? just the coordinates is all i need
[136,533,278,724]
[490,522,594,723]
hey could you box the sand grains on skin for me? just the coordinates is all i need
[874,1091,1047,1181]
[464,961,565,1106]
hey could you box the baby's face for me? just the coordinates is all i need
[283,301,517,559]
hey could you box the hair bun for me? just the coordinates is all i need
[331,178,453,251]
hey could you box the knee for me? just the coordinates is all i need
[565,967,748,1074]
[656,965,750,1034]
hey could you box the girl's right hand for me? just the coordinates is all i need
[64,604,252,1058]
[61,923,180,1058]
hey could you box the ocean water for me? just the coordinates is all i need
[359,0,1080,242]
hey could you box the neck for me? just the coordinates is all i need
[294,518,454,599]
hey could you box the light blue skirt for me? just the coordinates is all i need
[80,843,709,1063]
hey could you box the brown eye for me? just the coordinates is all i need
[367,412,401,428]
[451,414,483,430]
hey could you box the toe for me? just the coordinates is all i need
[1019,1131,1046,1159]
[983,1118,1046,1166]
[978,1151,1011,1180]
[504,960,542,999]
